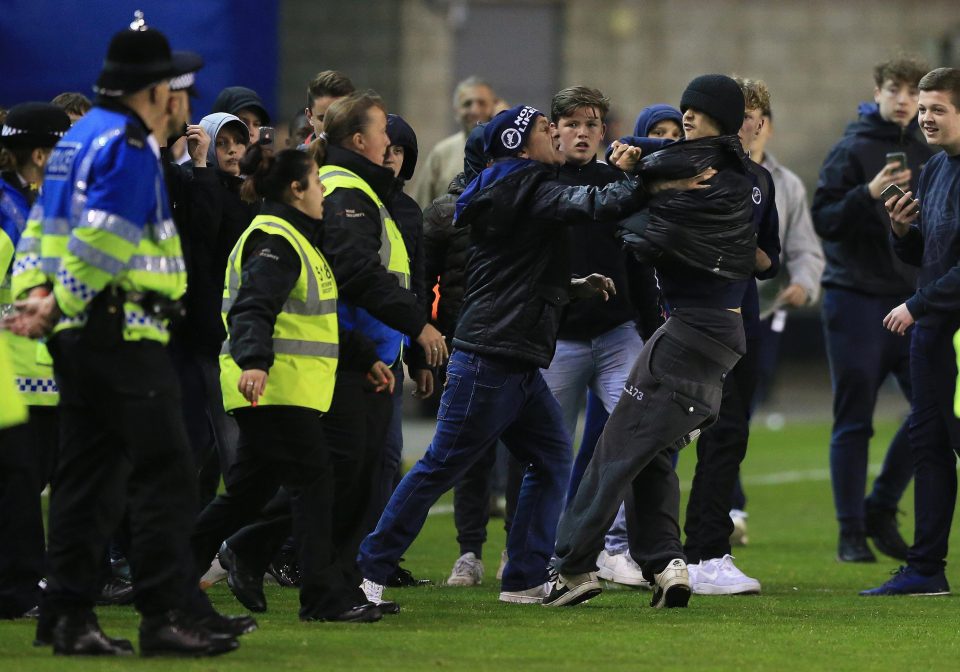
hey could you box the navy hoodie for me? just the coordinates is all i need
[812,103,934,296]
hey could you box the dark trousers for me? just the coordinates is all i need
[554,309,743,578]
[43,332,197,617]
[906,324,960,575]
[225,372,385,590]
[360,363,401,537]
[191,406,364,619]
[358,350,572,591]
[0,408,58,618]
[822,288,914,534]
[453,442,498,558]
[683,340,758,563]
[170,343,239,507]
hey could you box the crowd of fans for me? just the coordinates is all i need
[2,13,960,658]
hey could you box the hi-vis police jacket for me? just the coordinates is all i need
[12,103,186,344]
[1,175,58,406]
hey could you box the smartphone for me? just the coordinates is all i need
[880,183,920,215]
[885,152,907,171]
[259,126,275,146]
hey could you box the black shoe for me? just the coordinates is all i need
[838,532,877,563]
[95,577,135,606]
[303,602,382,623]
[386,564,431,587]
[865,506,910,561]
[139,609,239,658]
[372,599,400,615]
[52,612,134,656]
[266,556,301,588]
[219,542,267,612]
[193,611,258,637]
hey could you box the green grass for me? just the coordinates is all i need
[3,419,958,671]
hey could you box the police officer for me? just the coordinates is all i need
[6,15,238,657]
[0,102,70,620]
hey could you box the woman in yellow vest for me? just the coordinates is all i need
[190,144,393,623]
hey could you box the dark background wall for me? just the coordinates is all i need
[0,0,279,124]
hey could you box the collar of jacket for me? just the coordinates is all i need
[94,97,151,135]
[324,144,396,202]
[260,200,323,246]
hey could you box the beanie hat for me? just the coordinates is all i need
[463,122,488,181]
[386,114,419,181]
[482,105,543,159]
[679,74,744,136]
[633,104,683,137]
[1,103,71,150]
[212,86,270,125]
[94,11,203,97]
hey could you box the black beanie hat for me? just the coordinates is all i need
[212,87,271,125]
[1,103,71,150]
[679,74,745,136]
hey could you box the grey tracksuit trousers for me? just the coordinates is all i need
[554,308,744,578]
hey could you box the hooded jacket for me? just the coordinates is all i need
[170,113,257,354]
[812,102,933,296]
[619,135,756,280]
[452,159,647,367]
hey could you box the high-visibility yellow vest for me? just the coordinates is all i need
[318,165,410,290]
[0,337,28,429]
[220,214,339,413]
[954,329,960,418]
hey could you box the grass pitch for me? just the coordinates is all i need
[2,419,958,671]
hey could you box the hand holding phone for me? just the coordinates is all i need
[881,183,920,237]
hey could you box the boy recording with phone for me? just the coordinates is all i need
[811,55,934,564]
[862,67,960,596]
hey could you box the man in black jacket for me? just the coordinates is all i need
[358,103,669,607]
[547,74,752,610]
[812,55,933,563]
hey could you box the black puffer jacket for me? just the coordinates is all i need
[620,135,755,280]
[422,174,469,337]
[453,160,647,368]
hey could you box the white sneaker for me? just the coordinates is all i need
[499,582,550,604]
[495,549,508,581]
[360,578,388,605]
[651,558,691,608]
[690,554,761,595]
[447,552,484,586]
[730,509,749,546]
[199,557,228,590]
[596,550,652,589]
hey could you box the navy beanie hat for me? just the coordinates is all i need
[633,104,683,137]
[386,113,419,180]
[679,74,744,136]
[483,104,543,159]
[463,122,488,181]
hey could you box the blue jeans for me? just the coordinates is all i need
[822,288,914,534]
[357,350,572,591]
[906,324,960,575]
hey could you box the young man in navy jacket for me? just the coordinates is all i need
[863,68,960,596]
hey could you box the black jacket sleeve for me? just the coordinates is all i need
[624,255,664,340]
[891,225,924,267]
[339,327,380,372]
[811,143,873,242]
[529,177,649,224]
[320,187,428,338]
[185,167,225,248]
[422,197,451,323]
[403,207,430,371]
[756,176,781,281]
[226,231,300,371]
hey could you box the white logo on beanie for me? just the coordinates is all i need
[752,186,762,205]
[501,128,522,150]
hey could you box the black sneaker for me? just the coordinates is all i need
[386,564,431,587]
[542,569,601,607]
[193,611,258,637]
[865,506,909,561]
[266,555,301,588]
[219,542,267,612]
[95,577,135,606]
[838,532,876,563]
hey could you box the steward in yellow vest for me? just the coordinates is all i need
[193,146,393,623]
